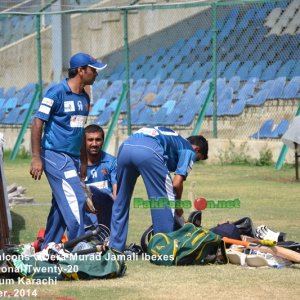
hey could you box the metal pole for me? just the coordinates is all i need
[192,83,214,136]
[103,84,128,152]
[212,2,218,138]
[36,14,43,100]
[9,14,43,160]
[123,9,131,136]
[295,143,299,181]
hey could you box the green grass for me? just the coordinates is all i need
[2,158,300,299]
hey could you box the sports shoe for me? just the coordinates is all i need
[255,225,285,242]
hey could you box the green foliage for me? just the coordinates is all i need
[3,147,31,161]
[217,140,254,165]
[18,146,31,159]
[255,147,273,166]
[217,141,274,166]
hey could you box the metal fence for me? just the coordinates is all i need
[0,0,299,154]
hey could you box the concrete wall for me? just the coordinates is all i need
[0,125,296,164]
[0,4,207,89]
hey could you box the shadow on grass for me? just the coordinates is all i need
[10,210,25,244]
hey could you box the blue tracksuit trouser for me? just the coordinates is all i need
[110,136,175,251]
[84,187,114,229]
[41,149,86,248]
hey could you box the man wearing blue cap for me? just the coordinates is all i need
[30,53,107,249]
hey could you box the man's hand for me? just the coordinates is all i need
[30,156,43,180]
[79,162,87,182]
[30,118,44,180]
[175,208,184,217]
[81,182,97,214]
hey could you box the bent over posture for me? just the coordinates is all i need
[110,126,208,252]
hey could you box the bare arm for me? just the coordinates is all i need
[112,184,117,200]
[30,118,44,180]
[173,174,185,216]
[173,174,185,200]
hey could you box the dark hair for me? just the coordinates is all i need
[68,66,88,78]
[85,124,105,140]
[187,135,208,160]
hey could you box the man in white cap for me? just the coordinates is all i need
[30,53,107,249]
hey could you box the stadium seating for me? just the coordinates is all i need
[250,118,289,139]
[269,119,289,138]
[246,89,269,106]
[2,2,300,131]
[3,97,18,113]
[267,77,286,99]
[89,98,107,116]
[250,119,274,139]
[282,77,300,99]
[93,107,113,126]
[0,98,5,110]
[226,99,246,116]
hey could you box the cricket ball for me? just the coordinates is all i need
[194,197,207,211]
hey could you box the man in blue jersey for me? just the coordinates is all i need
[30,53,107,249]
[110,126,208,252]
[83,124,117,229]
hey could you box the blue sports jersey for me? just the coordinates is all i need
[85,151,117,194]
[133,126,196,177]
[35,79,90,157]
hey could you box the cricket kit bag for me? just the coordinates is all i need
[147,223,228,266]
[1,224,126,281]
[1,244,127,281]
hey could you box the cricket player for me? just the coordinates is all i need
[30,53,107,249]
[110,126,208,252]
[83,124,117,229]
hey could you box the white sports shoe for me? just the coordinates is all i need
[255,225,280,242]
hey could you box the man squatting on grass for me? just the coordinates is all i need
[83,124,117,229]
[30,53,106,249]
[110,126,208,252]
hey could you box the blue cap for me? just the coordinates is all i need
[69,53,107,70]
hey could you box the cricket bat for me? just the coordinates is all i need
[223,237,300,263]
[72,244,106,255]
[63,227,101,250]
[241,235,277,246]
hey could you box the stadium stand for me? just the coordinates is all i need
[1,0,299,141]
[250,119,275,139]
[250,118,290,139]
[0,0,104,48]
[269,119,289,138]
